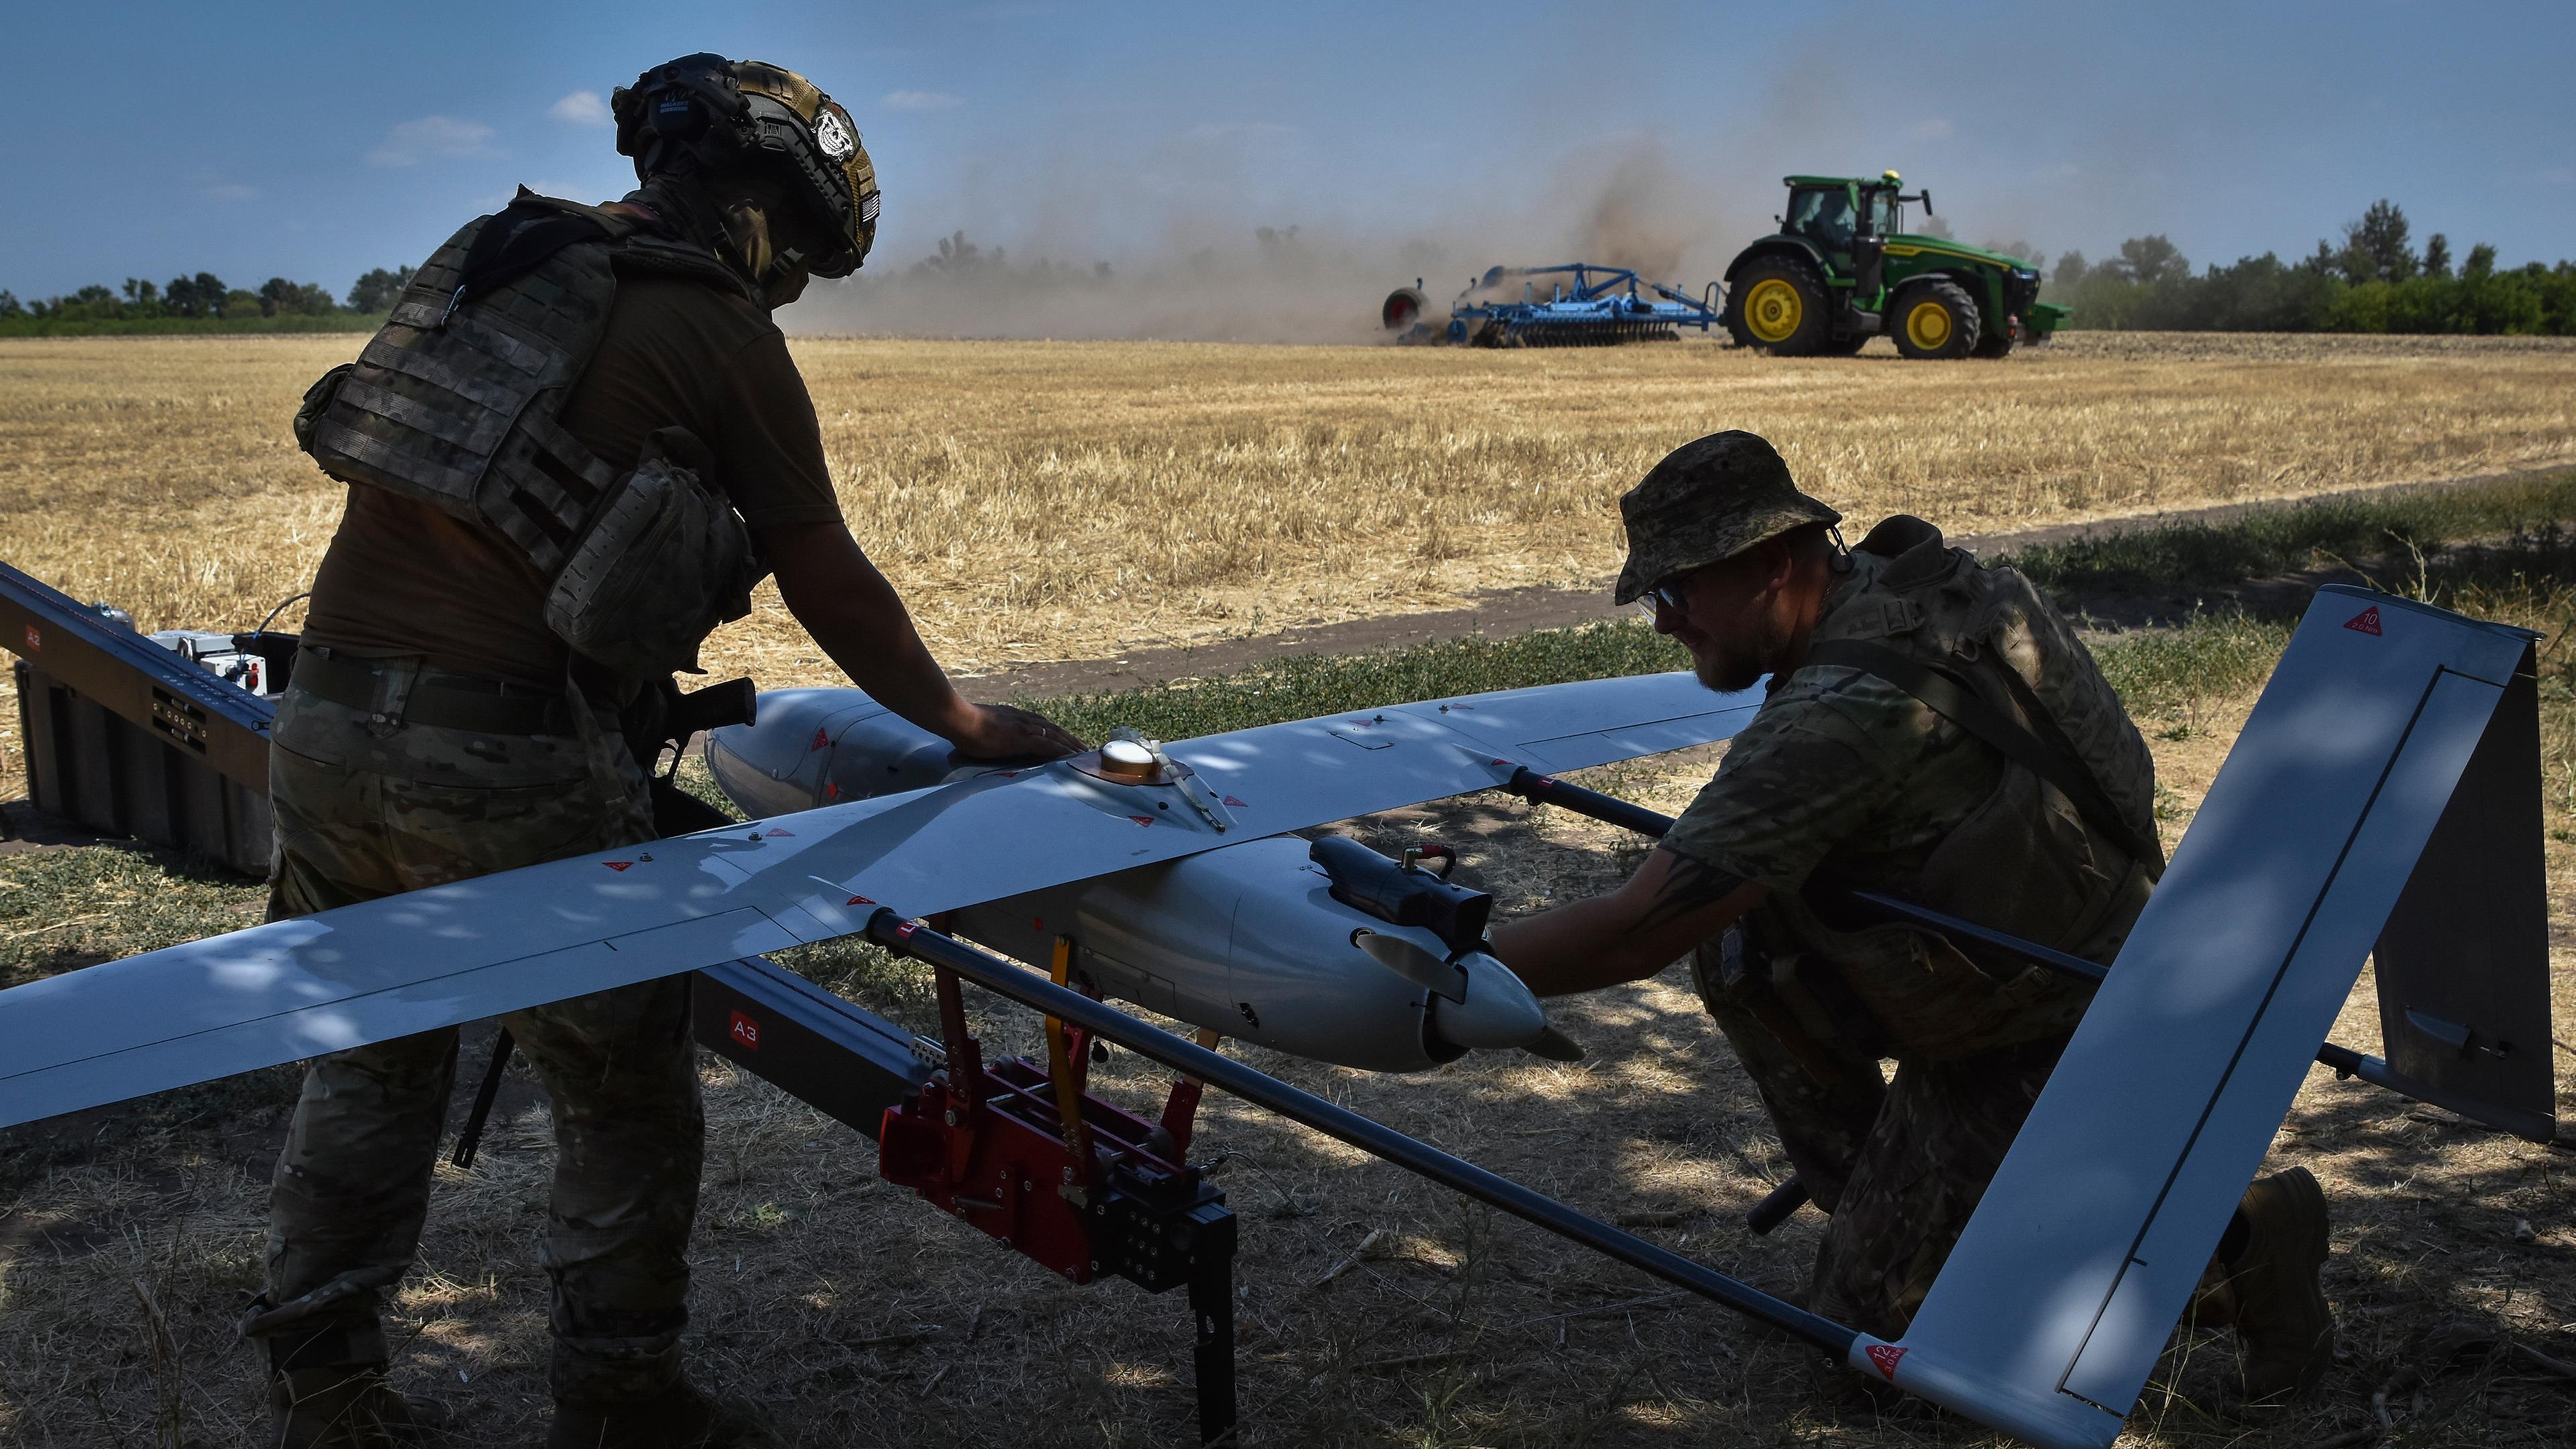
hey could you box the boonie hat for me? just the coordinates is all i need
[1612,431,1842,605]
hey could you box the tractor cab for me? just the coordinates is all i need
[1781,172,1921,246]
[1724,169,2064,360]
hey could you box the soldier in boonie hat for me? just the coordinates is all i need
[1611,429,1842,607]
[1488,430,2332,1393]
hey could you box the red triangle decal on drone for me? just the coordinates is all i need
[2344,605,2382,636]
[765,828,794,837]
[1222,796,1248,808]
[602,861,632,872]
[1866,1344,1906,1381]
[847,894,874,906]
[810,727,830,751]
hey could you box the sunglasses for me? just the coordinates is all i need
[1636,564,1713,621]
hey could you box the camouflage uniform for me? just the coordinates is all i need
[239,674,702,1400]
[1620,433,2161,1341]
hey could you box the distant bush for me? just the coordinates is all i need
[0,311,382,337]
[2046,201,2576,335]
[0,263,415,335]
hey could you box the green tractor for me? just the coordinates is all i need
[1719,170,2068,358]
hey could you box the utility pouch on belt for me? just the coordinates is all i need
[292,190,765,682]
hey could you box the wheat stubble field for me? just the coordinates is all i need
[5,330,2575,672]
[6,332,2576,1448]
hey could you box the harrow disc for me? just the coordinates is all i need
[1507,320,1682,347]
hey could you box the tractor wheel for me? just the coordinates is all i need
[1890,279,1981,360]
[1725,258,1829,356]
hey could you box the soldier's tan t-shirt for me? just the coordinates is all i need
[302,276,845,686]
[1659,597,2005,897]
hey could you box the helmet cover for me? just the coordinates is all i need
[612,54,880,276]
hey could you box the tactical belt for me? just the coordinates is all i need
[1804,639,2161,867]
[292,646,575,736]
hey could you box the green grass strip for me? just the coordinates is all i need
[1020,619,1690,743]
[1995,468,2576,598]
[1010,605,2293,743]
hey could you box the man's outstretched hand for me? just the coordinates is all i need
[946,702,1086,763]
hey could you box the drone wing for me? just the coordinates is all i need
[0,670,1756,1130]
[1861,586,2541,1449]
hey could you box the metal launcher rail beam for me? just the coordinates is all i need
[2,559,280,867]
[0,558,276,792]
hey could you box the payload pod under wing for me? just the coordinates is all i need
[708,689,1576,1071]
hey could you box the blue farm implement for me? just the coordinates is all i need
[1381,263,1722,347]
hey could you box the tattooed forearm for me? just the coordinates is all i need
[1626,849,1750,939]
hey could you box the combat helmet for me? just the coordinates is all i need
[612,54,881,278]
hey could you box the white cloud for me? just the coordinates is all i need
[881,90,963,111]
[1909,118,1955,142]
[549,91,612,127]
[367,115,496,167]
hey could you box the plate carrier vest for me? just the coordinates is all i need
[1723,516,2165,1060]
[294,189,766,682]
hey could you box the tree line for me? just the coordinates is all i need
[0,267,417,324]
[2037,200,2575,334]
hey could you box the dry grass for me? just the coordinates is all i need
[7,328,2572,797]
[5,333,2576,1444]
[4,330,2573,684]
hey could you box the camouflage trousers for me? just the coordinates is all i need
[239,678,702,1399]
[1693,939,2065,1341]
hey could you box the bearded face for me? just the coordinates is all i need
[1649,547,1813,694]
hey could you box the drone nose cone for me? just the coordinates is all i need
[1426,951,1548,1052]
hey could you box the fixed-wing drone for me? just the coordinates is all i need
[0,583,2558,1449]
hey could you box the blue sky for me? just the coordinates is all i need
[5,0,2571,301]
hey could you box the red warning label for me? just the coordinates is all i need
[23,625,40,652]
[602,861,632,872]
[1866,1344,1907,1381]
[2345,606,2383,636]
[1222,795,1248,808]
[1129,814,1156,827]
[728,1011,761,1050]
[810,727,830,751]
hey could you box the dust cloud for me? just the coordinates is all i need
[786,140,1742,344]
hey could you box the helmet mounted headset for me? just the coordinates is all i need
[610,54,881,288]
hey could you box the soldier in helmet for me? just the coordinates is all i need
[1489,431,2337,1403]
[246,54,1081,1447]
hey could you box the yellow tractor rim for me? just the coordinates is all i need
[1743,278,1803,343]
[1905,299,1953,351]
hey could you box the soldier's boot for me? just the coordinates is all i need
[547,1383,768,1449]
[2223,1167,2335,1401]
[270,1363,453,1448]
